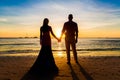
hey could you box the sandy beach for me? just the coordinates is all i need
[0,52,120,80]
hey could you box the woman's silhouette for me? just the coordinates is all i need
[29,18,59,75]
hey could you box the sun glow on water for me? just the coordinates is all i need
[57,52,63,57]
[56,42,64,57]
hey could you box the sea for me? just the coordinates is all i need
[0,38,120,57]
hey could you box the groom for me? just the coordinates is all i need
[60,14,78,64]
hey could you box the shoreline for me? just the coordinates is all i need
[0,51,120,57]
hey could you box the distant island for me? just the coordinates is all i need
[19,36,38,39]
[0,37,39,39]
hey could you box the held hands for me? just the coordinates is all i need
[56,34,62,42]
[57,38,61,42]
[56,36,62,42]
[58,38,61,42]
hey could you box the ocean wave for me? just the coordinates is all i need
[77,48,120,51]
[0,50,39,54]
[0,48,120,54]
[53,48,120,51]
[0,43,36,46]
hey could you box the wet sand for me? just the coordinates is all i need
[0,52,120,80]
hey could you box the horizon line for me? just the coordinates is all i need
[0,37,120,39]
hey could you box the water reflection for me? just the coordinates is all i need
[57,43,64,57]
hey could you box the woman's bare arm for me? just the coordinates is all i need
[50,27,59,40]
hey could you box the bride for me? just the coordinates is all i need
[29,18,59,75]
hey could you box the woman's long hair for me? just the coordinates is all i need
[42,18,50,32]
[43,18,49,27]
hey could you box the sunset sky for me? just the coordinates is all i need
[0,0,120,38]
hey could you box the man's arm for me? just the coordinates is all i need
[60,23,66,40]
[75,24,78,43]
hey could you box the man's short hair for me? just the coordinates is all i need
[68,14,73,20]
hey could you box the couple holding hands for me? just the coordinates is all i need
[30,14,78,75]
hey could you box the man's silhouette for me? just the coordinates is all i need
[60,14,78,64]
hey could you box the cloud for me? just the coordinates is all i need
[0,18,8,22]
[1,0,120,29]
